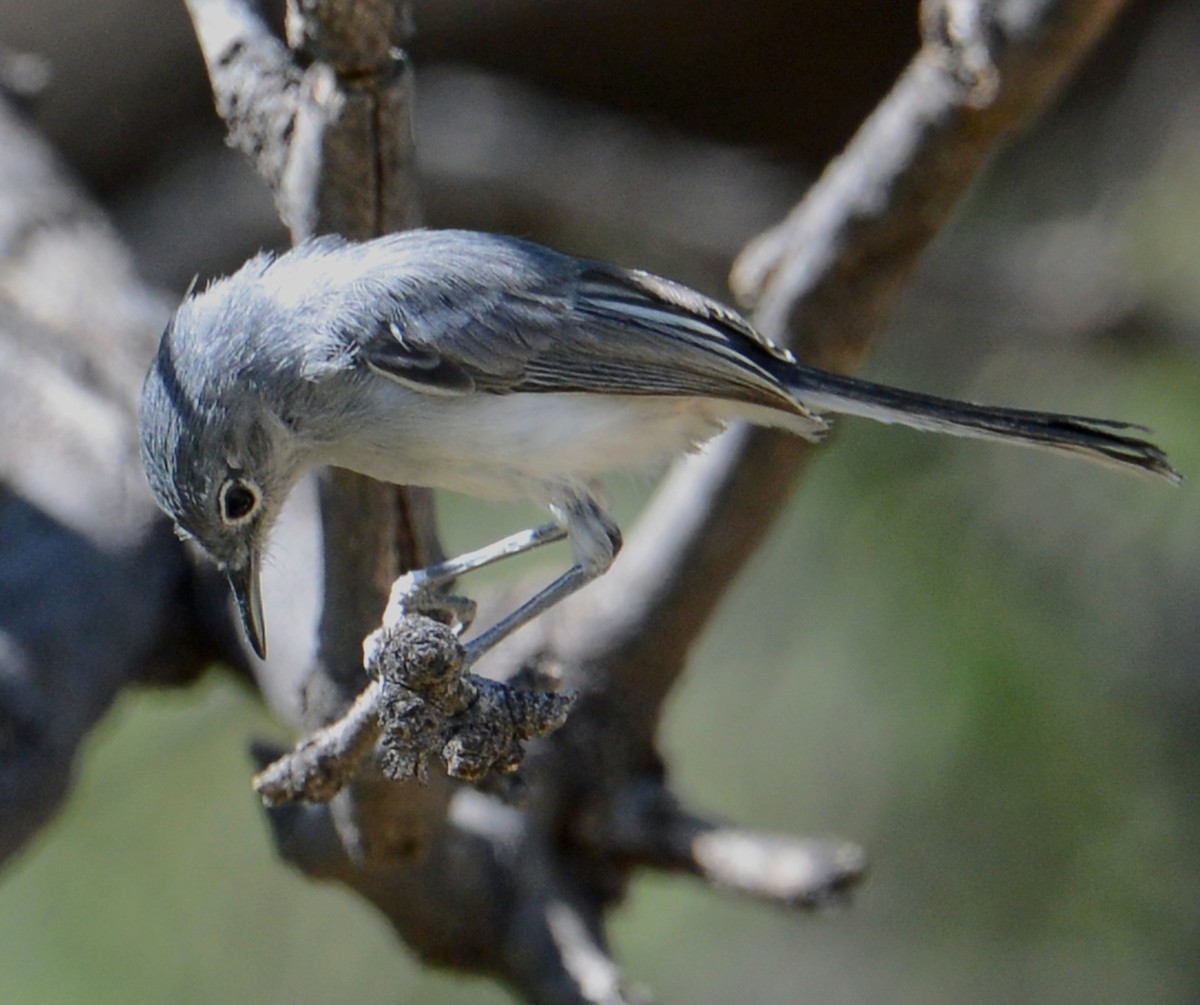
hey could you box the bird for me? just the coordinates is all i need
[138,229,1179,661]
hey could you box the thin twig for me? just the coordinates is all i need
[254,615,575,804]
[252,679,384,805]
[596,784,866,909]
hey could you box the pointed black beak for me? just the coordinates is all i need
[227,556,266,659]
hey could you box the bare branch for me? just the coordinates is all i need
[733,0,1129,368]
[510,896,648,1005]
[536,0,1132,728]
[596,784,866,910]
[686,827,865,909]
[255,615,574,804]
[185,0,458,912]
[282,0,419,241]
[183,0,310,236]
[179,2,1133,1001]
[252,678,383,805]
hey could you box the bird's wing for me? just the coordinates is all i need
[352,269,549,395]
[349,234,807,415]
[516,262,800,409]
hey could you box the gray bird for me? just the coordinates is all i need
[138,229,1179,660]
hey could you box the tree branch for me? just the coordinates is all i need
[186,0,454,877]
[515,0,1131,735]
[594,783,865,909]
[255,615,574,803]
[180,1,1131,1001]
[0,96,226,865]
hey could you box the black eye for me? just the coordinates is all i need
[219,479,259,524]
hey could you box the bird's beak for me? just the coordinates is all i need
[227,556,267,659]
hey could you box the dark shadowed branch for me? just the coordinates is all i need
[591,781,866,909]
[0,96,233,865]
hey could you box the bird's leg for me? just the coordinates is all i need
[375,493,621,665]
[461,493,623,664]
[379,521,569,634]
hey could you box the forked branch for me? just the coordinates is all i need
[184,2,1128,1002]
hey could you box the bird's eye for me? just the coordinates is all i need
[218,478,260,525]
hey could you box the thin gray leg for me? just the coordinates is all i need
[378,521,567,635]
[380,493,622,664]
[409,521,568,586]
[462,493,623,662]
[463,563,601,662]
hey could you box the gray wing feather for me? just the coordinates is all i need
[346,233,565,392]
[348,231,805,414]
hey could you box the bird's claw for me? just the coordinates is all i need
[365,572,480,672]
[389,572,479,632]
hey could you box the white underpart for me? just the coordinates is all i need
[326,389,824,502]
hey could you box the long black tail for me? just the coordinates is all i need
[786,368,1180,483]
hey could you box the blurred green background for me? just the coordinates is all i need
[2,1,1199,1002]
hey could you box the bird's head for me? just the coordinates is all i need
[138,288,301,660]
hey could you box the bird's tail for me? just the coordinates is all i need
[785,368,1181,483]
